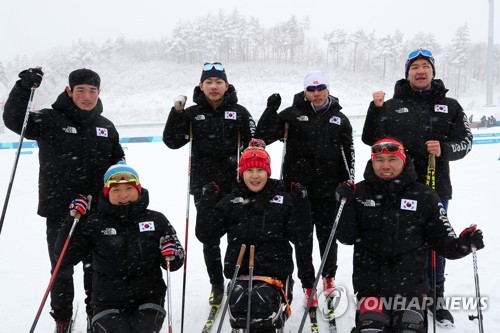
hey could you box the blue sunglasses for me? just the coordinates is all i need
[306,84,328,92]
[203,62,224,71]
[407,49,433,60]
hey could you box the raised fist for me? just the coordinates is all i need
[173,95,187,111]
[18,67,44,89]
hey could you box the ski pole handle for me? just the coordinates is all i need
[236,243,246,267]
[248,245,255,269]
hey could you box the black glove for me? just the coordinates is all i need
[290,181,307,199]
[267,93,281,111]
[456,224,484,253]
[202,181,220,198]
[337,132,352,148]
[335,181,356,204]
[18,67,44,89]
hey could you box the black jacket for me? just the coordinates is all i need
[195,179,315,287]
[362,79,472,199]
[256,92,354,200]
[3,81,124,218]
[55,189,184,308]
[163,85,256,197]
[337,159,470,298]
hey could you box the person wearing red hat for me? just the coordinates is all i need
[3,68,124,332]
[196,139,316,332]
[362,48,473,326]
[55,162,184,333]
[334,137,484,333]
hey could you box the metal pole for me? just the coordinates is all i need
[298,199,346,333]
[216,244,247,333]
[0,87,36,236]
[180,123,193,333]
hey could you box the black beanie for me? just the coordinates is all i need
[69,68,101,90]
[200,66,227,83]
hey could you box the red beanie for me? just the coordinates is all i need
[371,138,406,165]
[238,139,272,176]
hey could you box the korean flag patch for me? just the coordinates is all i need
[434,104,448,113]
[400,199,417,211]
[270,195,284,204]
[96,127,108,137]
[329,116,341,125]
[225,111,237,120]
[139,221,155,232]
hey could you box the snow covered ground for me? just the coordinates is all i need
[0,120,499,332]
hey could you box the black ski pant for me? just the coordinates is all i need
[92,302,166,333]
[47,217,93,321]
[310,196,338,278]
[194,193,224,286]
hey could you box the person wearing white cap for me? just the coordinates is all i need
[256,69,355,309]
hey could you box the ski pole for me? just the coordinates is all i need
[426,154,437,333]
[245,245,255,333]
[279,122,289,180]
[340,145,354,182]
[0,86,37,237]
[180,123,193,333]
[298,198,347,333]
[216,244,247,333]
[468,245,484,333]
[165,260,173,333]
[236,130,241,183]
[29,195,92,333]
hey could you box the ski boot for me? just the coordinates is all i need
[209,283,225,305]
[54,319,73,333]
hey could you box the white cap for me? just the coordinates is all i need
[303,70,330,89]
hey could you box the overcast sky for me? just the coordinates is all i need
[1,0,498,62]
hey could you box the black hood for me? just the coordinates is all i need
[97,188,150,220]
[192,84,238,108]
[393,78,448,100]
[363,158,418,197]
[52,90,103,124]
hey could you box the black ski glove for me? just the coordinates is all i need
[18,67,44,89]
[267,93,281,111]
[290,181,307,199]
[456,224,484,253]
[335,181,356,204]
[202,181,220,199]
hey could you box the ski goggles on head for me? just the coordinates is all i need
[407,48,433,61]
[371,142,404,154]
[305,84,328,92]
[104,173,140,189]
[203,62,224,71]
[240,149,270,161]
